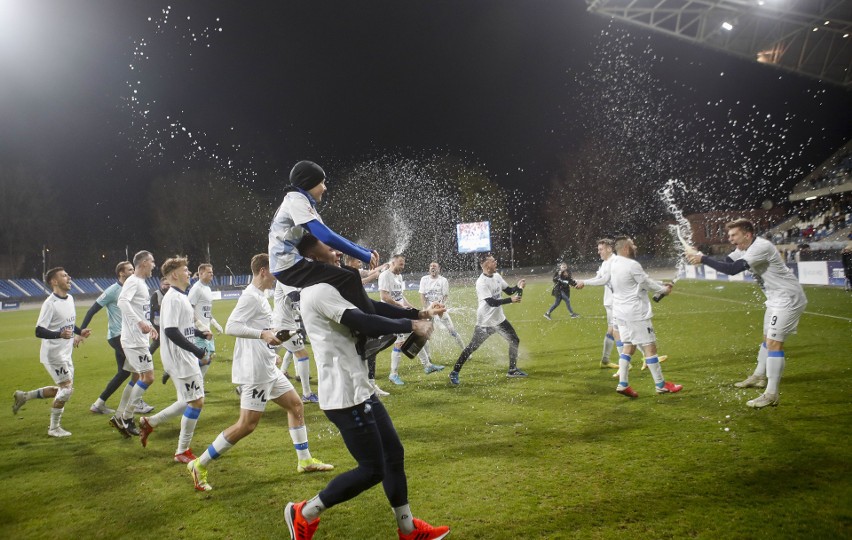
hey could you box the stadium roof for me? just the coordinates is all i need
[586,0,852,88]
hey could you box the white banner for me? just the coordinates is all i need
[798,261,829,285]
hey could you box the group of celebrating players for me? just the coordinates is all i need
[12,160,807,540]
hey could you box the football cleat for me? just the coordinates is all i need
[284,501,320,540]
[12,391,27,415]
[448,371,460,386]
[188,458,212,491]
[124,417,141,437]
[616,385,639,398]
[424,363,445,374]
[135,400,155,414]
[641,355,668,370]
[301,393,319,404]
[655,381,683,394]
[570,313,580,318]
[543,312,552,320]
[747,392,779,409]
[174,449,198,464]
[297,457,334,473]
[139,416,154,447]
[47,427,72,438]
[612,363,633,378]
[507,368,528,378]
[734,375,767,389]
[600,361,619,369]
[162,372,171,384]
[398,518,450,540]
[371,381,390,397]
[388,373,405,386]
[109,415,131,439]
[90,402,115,415]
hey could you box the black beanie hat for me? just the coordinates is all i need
[289,160,326,191]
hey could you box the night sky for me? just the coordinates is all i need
[0,1,850,262]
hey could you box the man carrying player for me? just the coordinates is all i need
[687,218,807,408]
[283,237,449,540]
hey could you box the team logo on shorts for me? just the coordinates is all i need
[252,389,267,403]
[54,366,69,376]
[185,380,201,392]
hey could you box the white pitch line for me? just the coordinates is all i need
[676,291,852,322]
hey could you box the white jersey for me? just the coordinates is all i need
[378,270,405,305]
[226,284,280,385]
[188,280,214,330]
[729,237,807,309]
[583,256,614,308]
[272,281,301,331]
[160,287,202,379]
[475,272,509,327]
[419,275,449,305]
[268,190,323,273]
[300,284,373,410]
[610,255,667,322]
[36,293,76,364]
[118,274,151,348]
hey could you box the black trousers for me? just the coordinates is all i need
[275,259,375,314]
[319,397,407,509]
[98,336,131,402]
[453,319,520,372]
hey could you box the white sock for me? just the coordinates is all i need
[296,356,312,395]
[645,356,664,386]
[618,354,631,386]
[200,431,234,466]
[281,351,293,372]
[116,382,135,418]
[49,407,63,430]
[417,348,431,367]
[123,381,148,420]
[26,388,50,400]
[754,342,768,377]
[289,425,311,461]
[602,334,615,363]
[391,347,402,374]
[616,340,624,357]
[177,405,202,454]
[93,397,106,408]
[302,495,326,522]
[393,504,415,534]
[766,351,785,395]
[148,401,187,427]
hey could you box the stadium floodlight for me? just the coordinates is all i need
[721,21,734,31]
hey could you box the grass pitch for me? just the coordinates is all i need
[0,279,850,539]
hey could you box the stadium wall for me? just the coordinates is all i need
[682,261,846,287]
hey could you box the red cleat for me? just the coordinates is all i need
[284,501,320,540]
[617,385,639,398]
[139,417,154,447]
[656,381,683,394]
[398,518,451,540]
[173,449,197,463]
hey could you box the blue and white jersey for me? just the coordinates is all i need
[95,282,123,340]
[729,237,806,310]
[160,287,201,379]
[378,269,405,304]
[118,274,151,349]
[268,190,323,273]
[583,256,614,308]
[36,293,76,364]
[188,280,214,331]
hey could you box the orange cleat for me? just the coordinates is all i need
[398,517,450,540]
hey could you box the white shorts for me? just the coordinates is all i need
[615,318,656,346]
[43,360,74,384]
[123,347,154,373]
[279,331,306,354]
[172,372,205,402]
[763,304,806,342]
[238,371,294,412]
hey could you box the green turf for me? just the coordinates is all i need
[0,279,850,539]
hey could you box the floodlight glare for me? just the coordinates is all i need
[721,22,734,31]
